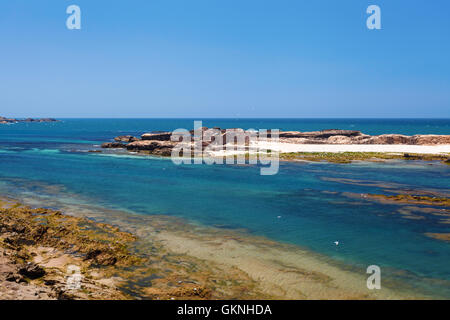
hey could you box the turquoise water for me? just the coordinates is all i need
[0,119,449,297]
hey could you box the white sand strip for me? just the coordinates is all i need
[252,142,450,155]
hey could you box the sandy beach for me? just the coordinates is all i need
[261,142,450,154]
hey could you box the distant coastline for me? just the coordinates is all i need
[0,116,59,124]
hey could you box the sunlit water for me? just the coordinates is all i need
[0,119,449,298]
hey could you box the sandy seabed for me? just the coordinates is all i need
[2,191,431,300]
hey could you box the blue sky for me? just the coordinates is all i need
[0,0,449,118]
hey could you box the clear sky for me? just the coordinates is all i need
[1,0,449,118]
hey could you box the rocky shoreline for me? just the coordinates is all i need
[0,200,138,299]
[0,116,59,124]
[0,198,270,300]
[100,128,450,163]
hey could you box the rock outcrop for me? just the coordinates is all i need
[411,135,450,145]
[0,198,273,300]
[0,203,139,300]
[126,140,176,156]
[18,262,46,279]
[99,127,450,157]
[279,131,450,145]
[101,142,127,149]
[279,129,362,139]
[141,132,172,141]
[114,135,139,143]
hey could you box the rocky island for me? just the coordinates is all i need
[0,116,59,124]
[100,128,450,163]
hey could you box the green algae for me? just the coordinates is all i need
[280,152,450,164]
[367,194,450,207]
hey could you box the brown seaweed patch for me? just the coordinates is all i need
[320,177,450,198]
[400,206,450,218]
[280,152,450,164]
[321,177,408,190]
[367,194,450,207]
[424,233,450,242]
[340,192,450,224]
[0,205,140,267]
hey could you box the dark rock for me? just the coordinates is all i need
[280,129,362,139]
[85,248,102,260]
[0,116,59,124]
[141,132,172,141]
[126,140,176,156]
[38,118,58,122]
[55,288,75,300]
[95,254,117,266]
[5,272,25,283]
[32,225,48,241]
[11,224,26,234]
[84,248,117,266]
[44,279,57,286]
[101,142,126,149]
[114,135,139,142]
[18,262,46,279]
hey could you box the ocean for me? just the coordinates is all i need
[0,118,449,298]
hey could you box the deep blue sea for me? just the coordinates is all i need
[0,119,449,297]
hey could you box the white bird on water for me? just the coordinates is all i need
[334,241,339,246]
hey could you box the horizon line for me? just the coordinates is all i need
[3,116,450,120]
